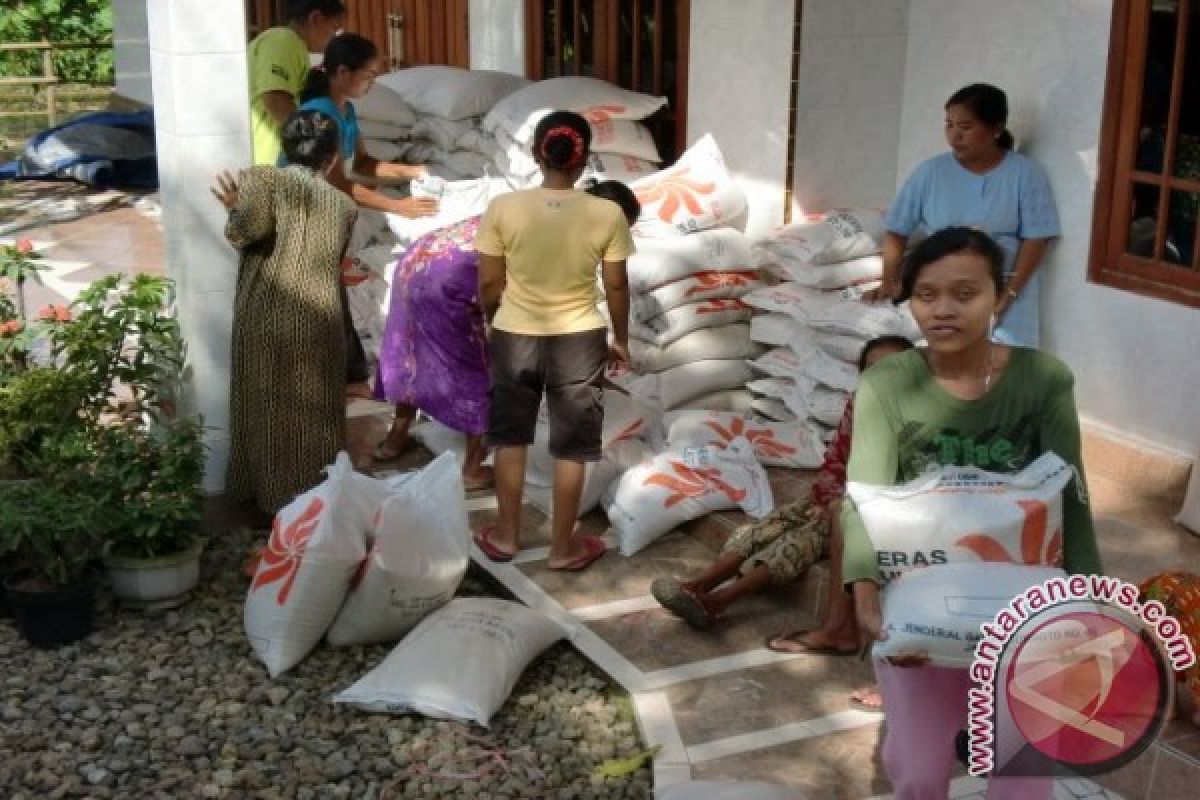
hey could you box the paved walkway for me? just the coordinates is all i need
[10,189,1200,799]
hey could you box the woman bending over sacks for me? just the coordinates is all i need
[846,226,1101,800]
[650,335,914,647]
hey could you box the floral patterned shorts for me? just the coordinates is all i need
[721,499,830,586]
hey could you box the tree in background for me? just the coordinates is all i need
[0,1,114,85]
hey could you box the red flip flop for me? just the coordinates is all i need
[550,536,607,572]
[473,525,516,563]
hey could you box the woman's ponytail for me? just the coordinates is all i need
[299,64,330,104]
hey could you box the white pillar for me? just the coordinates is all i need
[147,0,251,492]
[113,0,152,105]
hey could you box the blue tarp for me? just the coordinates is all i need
[0,109,158,189]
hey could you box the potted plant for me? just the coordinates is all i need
[0,480,106,647]
[2,270,205,614]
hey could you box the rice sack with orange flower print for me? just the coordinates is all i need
[628,134,747,239]
[244,453,384,677]
[603,436,774,556]
[847,452,1075,665]
[663,410,825,469]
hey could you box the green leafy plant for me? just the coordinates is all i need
[0,238,47,322]
[0,479,107,589]
[0,1,114,85]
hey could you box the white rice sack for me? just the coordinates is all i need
[326,452,470,647]
[749,345,817,382]
[333,598,564,726]
[456,129,498,156]
[359,119,411,140]
[746,376,794,399]
[803,348,859,392]
[411,116,478,151]
[778,254,884,290]
[354,83,418,125]
[632,298,754,348]
[583,151,660,184]
[660,780,808,800]
[629,323,763,374]
[483,75,668,139]
[678,388,758,413]
[742,282,852,322]
[363,138,403,162]
[441,149,493,179]
[630,134,747,238]
[244,454,384,677]
[751,397,796,423]
[815,331,867,363]
[343,262,389,360]
[376,67,530,120]
[847,453,1075,585]
[656,359,755,410]
[664,410,825,468]
[627,228,755,292]
[396,141,443,164]
[875,563,1066,667]
[755,209,886,267]
[603,437,774,556]
[386,175,512,244]
[1177,465,1200,534]
[527,438,652,517]
[411,417,467,460]
[750,313,817,350]
[589,119,661,162]
[807,298,920,340]
[632,270,763,323]
[783,384,848,427]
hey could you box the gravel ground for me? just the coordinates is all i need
[0,526,652,799]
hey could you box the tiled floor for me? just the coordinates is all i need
[12,184,1200,799]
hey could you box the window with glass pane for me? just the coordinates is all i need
[1092,0,1200,306]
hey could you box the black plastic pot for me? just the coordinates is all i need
[3,576,95,648]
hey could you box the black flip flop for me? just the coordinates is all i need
[650,578,713,630]
[764,630,859,656]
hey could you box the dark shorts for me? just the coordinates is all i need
[487,328,607,461]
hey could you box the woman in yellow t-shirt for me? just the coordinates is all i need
[473,111,636,571]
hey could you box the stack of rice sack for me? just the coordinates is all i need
[370,66,528,179]
[482,76,666,187]
[345,72,417,162]
[745,210,919,439]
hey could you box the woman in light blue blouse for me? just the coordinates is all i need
[870,84,1060,347]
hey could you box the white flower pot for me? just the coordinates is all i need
[104,538,203,609]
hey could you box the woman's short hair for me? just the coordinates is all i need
[281,110,340,169]
[532,111,592,172]
[585,179,641,225]
[896,226,1005,303]
[945,83,1014,151]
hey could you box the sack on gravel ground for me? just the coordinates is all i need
[847,453,1074,585]
[603,437,773,556]
[326,452,470,647]
[245,453,383,676]
[333,597,565,726]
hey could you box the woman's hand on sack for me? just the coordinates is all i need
[210,170,239,211]
[607,340,631,370]
[393,196,439,218]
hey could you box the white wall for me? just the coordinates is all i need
[147,0,251,491]
[687,0,796,236]
[113,0,152,105]
[897,0,1200,457]
[469,0,525,75]
[791,0,910,212]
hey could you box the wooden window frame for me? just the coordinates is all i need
[1090,0,1200,308]
[523,0,690,159]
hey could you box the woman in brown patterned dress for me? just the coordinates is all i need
[212,110,357,516]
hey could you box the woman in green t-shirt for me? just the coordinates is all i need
[843,226,1101,799]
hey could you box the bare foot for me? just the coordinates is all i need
[345,382,374,401]
[373,434,413,462]
[463,465,495,491]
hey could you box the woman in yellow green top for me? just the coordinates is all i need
[473,111,636,572]
[247,1,345,166]
[842,226,1102,799]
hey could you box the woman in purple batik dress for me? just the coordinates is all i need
[372,216,494,490]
